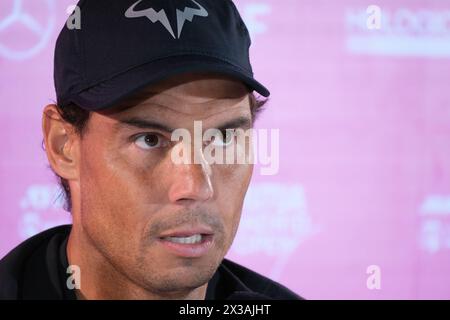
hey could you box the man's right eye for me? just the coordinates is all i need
[134,133,168,150]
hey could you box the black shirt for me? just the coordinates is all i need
[0,225,302,300]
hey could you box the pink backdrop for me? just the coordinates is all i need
[1,0,450,299]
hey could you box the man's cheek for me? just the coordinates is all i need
[82,174,143,249]
[81,159,135,224]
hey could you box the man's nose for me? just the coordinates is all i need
[167,148,214,204]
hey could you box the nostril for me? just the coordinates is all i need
[168,173,214,203]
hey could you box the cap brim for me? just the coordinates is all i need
[69,55,270,111]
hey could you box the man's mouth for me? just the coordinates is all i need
[157,228,214,257]
[162,234,204,244]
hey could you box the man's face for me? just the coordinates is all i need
[75,74,254,297]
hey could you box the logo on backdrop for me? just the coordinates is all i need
[0,0,55,60]
[239,1,271,39]
[230,183,319,279]
[346,6,450,58]
[18,184,70,239]
[419,194,450,254]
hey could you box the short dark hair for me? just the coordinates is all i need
[52,92,268,212]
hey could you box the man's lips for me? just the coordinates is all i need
[158,226,214,238]
[157,226,215,258]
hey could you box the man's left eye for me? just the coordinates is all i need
[211,129,235,147]
[135,133,167,150]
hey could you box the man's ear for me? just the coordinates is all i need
[42,104,80,181]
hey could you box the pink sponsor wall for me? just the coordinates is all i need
[1,0,449,299]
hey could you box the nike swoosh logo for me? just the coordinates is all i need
[125,0,209,39]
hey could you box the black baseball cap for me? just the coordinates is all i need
[54,0,270,111]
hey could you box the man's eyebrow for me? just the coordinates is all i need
[115,117,175,133]
[216,116,253,132]
[115,116,252,133]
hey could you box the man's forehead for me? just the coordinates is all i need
[96,73,252,125]
[113,85,249,117]
[133,76,249,107]
[114,94,251,123]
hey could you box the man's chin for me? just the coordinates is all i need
[140,265,216,296]
[135,254,218,290]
